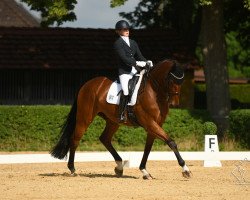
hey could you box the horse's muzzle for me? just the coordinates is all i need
[169,96,180,107]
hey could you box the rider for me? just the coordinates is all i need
[114,20,153,122]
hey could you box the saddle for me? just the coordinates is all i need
[106,69,146,106]
[106,69,147,126]
[121,75,140,101]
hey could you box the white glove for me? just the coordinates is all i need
[136,61,147,67]
[147,60,153,67]
[131,66,137,74]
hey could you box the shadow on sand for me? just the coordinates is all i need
[39,172,138,179]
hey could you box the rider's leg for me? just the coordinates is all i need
[118,73,132,122]
[118,92,129,122]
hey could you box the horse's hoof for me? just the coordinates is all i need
[182,170,192,178]
[70,172,78,177]
[114,167,123,177]
[143,173,154,180]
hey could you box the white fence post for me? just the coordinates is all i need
[204,135,222,167]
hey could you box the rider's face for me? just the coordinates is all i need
[117,28,129,37]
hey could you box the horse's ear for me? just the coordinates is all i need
[170,61,182,75]
[171,62,177,72]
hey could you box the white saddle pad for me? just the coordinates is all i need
[106,69,145,106]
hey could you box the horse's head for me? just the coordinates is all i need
[167,62,184,107]
[148,59,184,107]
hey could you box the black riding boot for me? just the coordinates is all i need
[118,94,129,122]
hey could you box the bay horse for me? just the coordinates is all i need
[50,59,191,179]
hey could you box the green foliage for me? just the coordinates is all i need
[0,106,210,151]
[229,85,250,104]
[195,84,250,109]
[243,0,250,9]
[199,0,212,6]
[21,0,77,26]
[0,105,69,151]
[0,106,248,151]
[117,0,200,38]
[196,31,249,79]
[226,32,250,76]
[229,110,250,148]
[110,0,128,8]
[224,0,250,49]
[203,122,217,135]
[242,67,250,78]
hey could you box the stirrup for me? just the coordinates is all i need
[119,112,127,123]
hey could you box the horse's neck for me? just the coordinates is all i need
[149,61,171,94]
[150,61,171,83]
[147,61,171,122]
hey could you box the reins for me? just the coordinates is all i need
[141,60,184,102]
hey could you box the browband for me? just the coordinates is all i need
[170,72,184,80]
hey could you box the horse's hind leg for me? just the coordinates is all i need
[99,119,124,177]
[68,102,96,174]
[67,120,90,174]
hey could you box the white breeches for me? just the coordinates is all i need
[119,67,137,96]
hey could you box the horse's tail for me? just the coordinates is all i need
[50,98,77,160]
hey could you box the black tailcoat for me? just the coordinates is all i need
[114,37,146,75]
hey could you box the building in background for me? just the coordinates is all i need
[0,0,198,108]
[0,0,39,27]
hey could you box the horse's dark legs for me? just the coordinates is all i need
[142,121,191,178]
[68,120,89,174]
[166,139,191,178]
[68,140,77,174]
[99,119,124,177]
[139,134,155,179]
[166,139,185,166]
[99,120,121,161]
[68,109,94,174]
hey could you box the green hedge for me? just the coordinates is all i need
[0,106,67,151]
[0,106,249,151]
[229,109,250,149]
[194,84,250,109]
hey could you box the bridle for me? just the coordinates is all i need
[166,71,184,102]
[141,62,184,102]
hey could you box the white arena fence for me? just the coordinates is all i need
[0,151,249,168]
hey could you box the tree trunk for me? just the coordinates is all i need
[201,0,231,139]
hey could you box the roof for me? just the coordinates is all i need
[0,0,40,27]
[0,27,197,70]
[194,69,250,84]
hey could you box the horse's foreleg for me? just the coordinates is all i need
[144,121,191,178]
[99,120,124,177]
[139,134,155,180]
[166,139,191,178]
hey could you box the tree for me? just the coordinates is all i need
[22,0,249,138]
[223,0,250,75]
[111,0,249,139]
[114,0,202,52]
[20,0,77,26]
[112,0,249,70]
[200,0,230,138]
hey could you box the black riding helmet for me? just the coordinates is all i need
[115,20,130,30]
